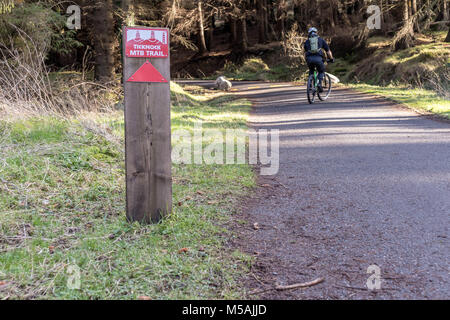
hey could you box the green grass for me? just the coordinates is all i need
[340,35,450,119]
[0,83,255,299]
[347,37,449,89]
[348,83,450,119]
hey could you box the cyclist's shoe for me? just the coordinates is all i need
[318,84,324,93]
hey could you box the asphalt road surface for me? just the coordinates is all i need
[179,80,450,299]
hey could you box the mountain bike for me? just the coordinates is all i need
[306,59,333,104]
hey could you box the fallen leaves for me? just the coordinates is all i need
[0,281,10,291]
[178,247,189,254]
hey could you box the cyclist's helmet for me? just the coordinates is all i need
[308,27,318,36]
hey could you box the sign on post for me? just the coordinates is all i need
[125,27,169,58]
[123,26,172,223]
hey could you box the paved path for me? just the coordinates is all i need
[179,80,450,299]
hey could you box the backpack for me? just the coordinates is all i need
[309,35,319,54]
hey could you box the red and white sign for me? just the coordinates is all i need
[125,27,169,58]
[127,60,167,83]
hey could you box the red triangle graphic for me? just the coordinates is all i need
[127,60,168,83]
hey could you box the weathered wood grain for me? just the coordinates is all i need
[123,26,172,223]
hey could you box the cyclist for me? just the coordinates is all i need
[304,27,334,92]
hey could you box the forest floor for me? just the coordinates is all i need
[0,83,256,299]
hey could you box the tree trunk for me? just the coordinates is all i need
[276,0,286,39]
[229,17,237,45]
[122,0,135,26]
[411,0,417,15]
[197,0,208,54]
[444,0,449,22]
[235,17,248,53]
[206,15,214,51]
[445,27,450,42]
[379,0,386,33]
[403,0,409,21]
[394,0,415,50]
[92,0,116,82]
[257,0,266,43]
[263,0,270,41]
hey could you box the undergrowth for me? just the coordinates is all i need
[0,83,255,299]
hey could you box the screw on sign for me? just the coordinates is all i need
[122,26,172,224]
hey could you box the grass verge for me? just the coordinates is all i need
[347,83,450,119]
[0,83,255,299]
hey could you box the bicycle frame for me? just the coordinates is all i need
[313,71,319,90]
[307,65,332,104]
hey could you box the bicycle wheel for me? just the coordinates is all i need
[318,73,332,101]
[306,75,316,104]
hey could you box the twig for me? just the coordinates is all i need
[250,272,269,288]
[248,277,324,295]
[247,287,274,295]
[276,180,289,190]
[333,285,368,291]
[334,284,399,291]
[275,278,324,290]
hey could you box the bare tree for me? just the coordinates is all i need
[256,0,266,43]
[236,17,248,53]
[197,0,208,54]
[122,0,135,26]
[444,0,449,22]
[392,0,415,50]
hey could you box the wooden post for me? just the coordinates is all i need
[122,26,172,223]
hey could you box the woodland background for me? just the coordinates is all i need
[0,0,449,300]
[0,0,448,83]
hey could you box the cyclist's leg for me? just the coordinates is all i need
[307,62,315,77]
[306,55,318,77]
[316,60,325,85]
[308,56,323,83]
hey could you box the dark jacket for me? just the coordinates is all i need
[304,36,330,58]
